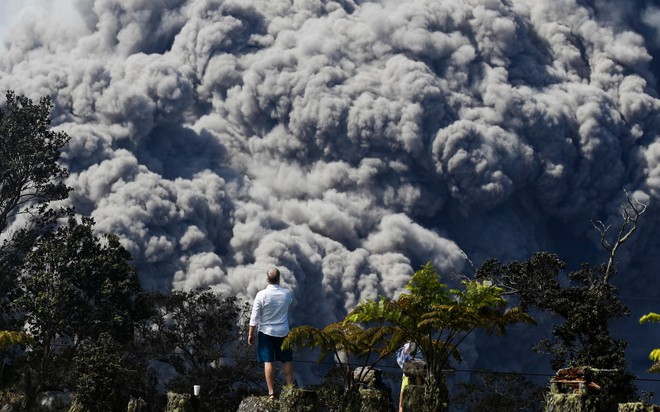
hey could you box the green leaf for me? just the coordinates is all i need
[640,312,660,324]
[649,349,660,362]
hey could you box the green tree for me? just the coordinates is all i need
[0,90,70,233]
[452,373,545,412]
[283,320,399,410]
[0,90,71,330]
[475,193,646,410]
[0,90,79,408]
[477,253,638,409]
[0,90,156,410]
[639,312,660,374]
[346,263,533,412]
[12,217,148,396]
[477,253,631,370]
[70,333,137,412]
[135,289,260,411]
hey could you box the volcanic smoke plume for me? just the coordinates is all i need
[1,0,659,382]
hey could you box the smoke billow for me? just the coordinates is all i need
[2,0,660,383]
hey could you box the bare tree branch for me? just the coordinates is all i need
[592,189,647,283]
[459,249,477,273]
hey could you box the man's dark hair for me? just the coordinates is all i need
[267,267,280,284]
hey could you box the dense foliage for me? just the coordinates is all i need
[286,263,533,412]
[477,252,638,406]
[0,91,70,233]
[452,373,545,412]
[283,320,399,410]
[12,217,149,402]
[477,252,630,370]
[135,290,260,411]
[0,92,261,411]
[369,265,533,411]
[70,334,138,412]
[0,91,71,330]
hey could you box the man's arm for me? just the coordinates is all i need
[248,292,262,346]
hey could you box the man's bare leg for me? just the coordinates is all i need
[264,362,275,395]
[283,361,294,386]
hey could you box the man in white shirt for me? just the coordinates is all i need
[248,267,294,398]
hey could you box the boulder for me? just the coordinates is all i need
[236,395,279,412]
[402,359,426,380]
[127,397,148,412]
[165,392,193,412]
[358,387,393,412]
[280,388,321,412]
[402,384,448,412]
[353,367,381,387]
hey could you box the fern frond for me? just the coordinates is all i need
[345,298,393,324]
[648,362,660,374]
[640,313,660,373]
[358,325,400,357]
[419,304,480,332]
[502,307,536,324]
[481,306,536,335]
[640,313,660,324]
[649,348,660,362]
[283,325,332,361]
[453,279,505,308]
[431,339,461,364]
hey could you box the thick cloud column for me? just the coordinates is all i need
[1,0,660,385]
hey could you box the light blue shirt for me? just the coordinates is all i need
[249,284,293,337]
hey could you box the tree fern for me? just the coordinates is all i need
[283,320,400,411]
[347,262,534,412]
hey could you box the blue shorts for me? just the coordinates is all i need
[257,332,293,363]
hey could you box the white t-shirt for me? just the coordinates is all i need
[249,284,293,337]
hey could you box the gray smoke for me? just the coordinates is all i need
[2,0,660,389]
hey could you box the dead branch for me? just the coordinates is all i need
[592,189,647,283]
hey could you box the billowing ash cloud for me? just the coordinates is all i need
[2,0,660,382]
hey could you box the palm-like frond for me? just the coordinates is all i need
[649,348,660,363]
[649,348,660,373]
[405,263,451,304]
[501,306,536,325]
[640,312,660,324]
[418,337,462,365]
[453,279,505,308]
[648,362,660,374]
[640,312,660,374]
[357,325,402,357]
[480,306,536,335]
[345,298,393,324]
[349,298,414,326]
[283,323,358,362]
